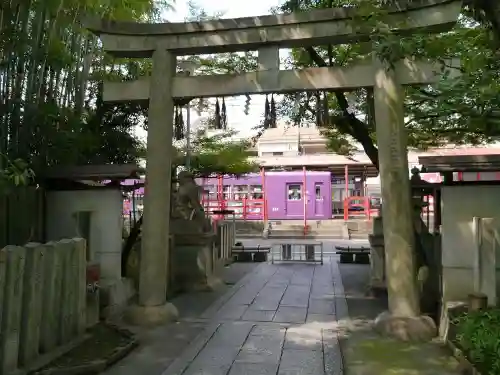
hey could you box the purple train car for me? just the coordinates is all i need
[199,171,332,220]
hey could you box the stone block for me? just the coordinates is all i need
[18,243,44,366]
[58,239,75,344]
[100,277,135,318]
[171,234,222,293]
[73,238,87,335]
[372,216,383,236]
[40,242,59,353]
[0,246,26,374]
[273,306,307,323]
[0,248,5,353]
[369,240,386,290]
[278,349,324,375]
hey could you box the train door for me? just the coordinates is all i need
[285,183,303,218]
[314,183,324,216]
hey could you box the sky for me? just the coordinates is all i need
[135,0,284,142]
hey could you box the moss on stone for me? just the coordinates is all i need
[344,333,459,374]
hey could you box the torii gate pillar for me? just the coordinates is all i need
[372,58,436,341]
[125,50,179,325]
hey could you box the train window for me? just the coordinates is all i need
[287,184,302,200]
[234,185,248,200]
[223,185,231,200]
[315,184,323,200]
[250,185,263,199]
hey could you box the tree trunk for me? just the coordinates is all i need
[304,46,380,169]
[121,215,143,277]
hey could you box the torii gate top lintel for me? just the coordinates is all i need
[87,0,461,57]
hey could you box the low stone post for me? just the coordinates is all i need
[40,242,60,353]
[86,261,101,327]
[368,216,385,291]
[0,246,26,374]
[74,238,87,335]
[468,293,488,312]
[19,243,44,366]
[58,239,75,344]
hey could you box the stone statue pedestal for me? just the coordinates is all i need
[170,229,223,294]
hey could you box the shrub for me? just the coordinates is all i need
[454,309,500,375]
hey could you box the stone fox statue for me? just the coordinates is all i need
[172,171,211,232]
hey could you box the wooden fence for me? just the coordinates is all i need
[0,238,87,374]
[0,187,45,249]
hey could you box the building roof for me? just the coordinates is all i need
[253,152,378,176]
[419,154,500,172]
[39,164,143,180]
[254,152,372,167]
[258,125,324,144]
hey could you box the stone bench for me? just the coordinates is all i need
[232,245,271,262]
[335,245,370,264]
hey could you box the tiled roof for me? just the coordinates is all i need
[252,152,372,166]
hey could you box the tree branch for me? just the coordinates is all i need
[304,46,380,169]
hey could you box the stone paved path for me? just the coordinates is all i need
[161,258,346,375]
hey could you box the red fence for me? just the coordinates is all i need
[202,197,266,220]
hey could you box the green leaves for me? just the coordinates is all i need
[0,0,172,190]
[454,309,500,375]
[179,130,259,177]
[277,0,500,157]
[0,154,35,195]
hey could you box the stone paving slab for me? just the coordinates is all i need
[161,259,344,375]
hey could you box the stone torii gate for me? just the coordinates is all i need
[88,0,461,334]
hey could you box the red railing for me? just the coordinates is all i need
[202,198,265,220]
[343,196,377,220]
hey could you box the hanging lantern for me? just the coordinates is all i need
[270,94,277,128]
[322,92,330,126]
[315,92,321,127]
[293,92,301,126]
[174,106,185,140]
[263,95,271,129]
[214,98,221,129]
[221,97,227,130]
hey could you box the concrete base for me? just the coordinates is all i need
[124,302,178,326]
[100,278,136,318]
[374,311,437,342]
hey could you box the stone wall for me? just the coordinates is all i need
[441,185,500,302]
[0,238,87,374]
[45,189,134,320]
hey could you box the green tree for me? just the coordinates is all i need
[273,0,500,168]
[178,129,259,176]
[0,0,169,175]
